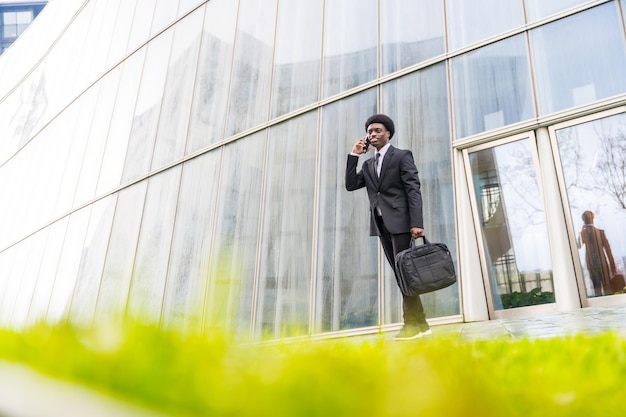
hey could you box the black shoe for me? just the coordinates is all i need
[394,323,432,341]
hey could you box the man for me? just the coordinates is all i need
[345,114,430,340]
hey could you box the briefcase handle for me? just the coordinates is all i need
[411,236,428,247]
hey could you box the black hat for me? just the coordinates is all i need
[365,114,395,138]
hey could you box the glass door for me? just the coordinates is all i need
[551,110,626,305]
[465,133,557,318]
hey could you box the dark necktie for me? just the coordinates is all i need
[375,153,381,177]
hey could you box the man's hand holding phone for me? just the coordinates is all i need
[352,136,371,155]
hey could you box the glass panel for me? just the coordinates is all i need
[270,0,323,118]
[68,196,117,326]
[205,134,264,339]
[185,0,238,154]
[469,139,555,310]
[151,6,204,170]
[254,113,317,339]
[10,230,47,328]
[322,0,377,99]
[315,90,378,333]
[96,48,145,195]
[226,0,278,136]
[381,0,445,75]
[382,62,458,321]
[79,0,122,96]
[555,113,626,297]
[446,0,524,51]
[0,242,29,326]
[27,218,69,325]
[122,29,174,182]
[53,88,99,218]
[525,0,591,22]
[105,0,135,68]
[95,181,147,322]
[451,34,534,138]
[530,3,626,116]
[127,167,182,322]
[126,0,157,54]
[71,0,115,97]
[47,208,91,323]
[178,0,204,17]
[151,0,180,36]
[162,150,221,333]
[74,67,122,206]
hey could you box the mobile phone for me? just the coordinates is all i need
[363,137,371,153]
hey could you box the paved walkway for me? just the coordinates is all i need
[431,304,626,340]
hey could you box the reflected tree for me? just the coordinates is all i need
[594,129,626,210]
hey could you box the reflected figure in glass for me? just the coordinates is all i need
[579,210,616,297]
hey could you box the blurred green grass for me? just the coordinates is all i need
[0,322,625,417]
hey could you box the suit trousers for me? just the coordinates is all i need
[373,213,426,326]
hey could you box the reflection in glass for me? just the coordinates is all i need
[127,167,182,322]
[0,240,29,325]
[26,218,69,325]
[162,150,221,333]
[206,134,265,339]
[69,196,117,326]
[47,208,91,323]
[381,0,445,76]
[256,113,317,339]
[469,139,555,310]
[96,49,145,195]
[446,0,524,51]
[525,0,591,22]
[226,0,278,136]
[530,3,626,115]
[122,30,174,182]
[452,35,534,138]
[9,230,47,328]
[95,181,147,322]
[271,0,323,118]
[185,0,238,153]
[151,7,204,170]
[126,0,157,54]
[322,0,377,99]
[316,90,378,333]
[382,62,458,320]
[555,113,626,297]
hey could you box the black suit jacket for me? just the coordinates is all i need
[345,145,423,237]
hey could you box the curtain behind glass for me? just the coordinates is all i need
[322,0,377,99]
[271,0,323,118]
[316,90,378,333]
[381,0,445,75]
[206,133,265,339]
[382,62,459,320]
[161,150,221,334]
[525,0,591,22]
[226,0,278,137]
[446,0,524,51]
[255,113,317,339]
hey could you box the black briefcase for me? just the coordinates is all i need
[394,237,457,296]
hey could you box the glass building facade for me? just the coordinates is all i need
[0,0,625,340]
